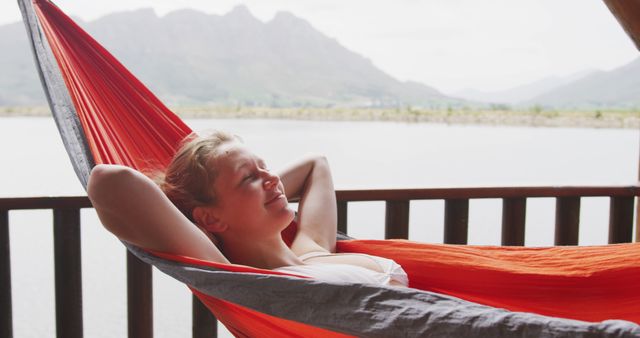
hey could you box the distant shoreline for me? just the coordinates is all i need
[1,105,638,129]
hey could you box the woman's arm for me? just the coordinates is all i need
[87,164,229,263]
[278,155,337,253]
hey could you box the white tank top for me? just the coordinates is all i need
[274,252,409,287]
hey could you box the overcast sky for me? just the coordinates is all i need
[4,0,638,93]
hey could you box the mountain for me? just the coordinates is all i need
[527,57,640,109]
[0,6,456,108]
[0,21,47,105]
[452,70,596,105]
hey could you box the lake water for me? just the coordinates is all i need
[1,117,638,337]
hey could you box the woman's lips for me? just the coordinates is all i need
[265,193,284,205]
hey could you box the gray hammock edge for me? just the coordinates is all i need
[127,243,640,338]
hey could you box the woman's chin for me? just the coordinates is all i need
[277,207,296,227]
[283,206,296,222]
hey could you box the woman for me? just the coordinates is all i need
[87,131,408,287]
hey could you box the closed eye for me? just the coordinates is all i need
[238,159,268,184]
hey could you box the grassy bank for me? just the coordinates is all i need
[1,105,638,129]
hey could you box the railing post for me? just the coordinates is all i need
[501,198,526,246]
[554,197,580,245]
[127,251,153,338]
[385,200,409,239]
[337,201,348,235]
[609,196,634,243]
[0,210,12,338]
[53,208,83,338]
[444,199,469,244]
[193,295,217,338]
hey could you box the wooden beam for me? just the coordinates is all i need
[335,185,640,201]
[0,196,92,210]
[603,0,640,50]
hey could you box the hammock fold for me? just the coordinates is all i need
[19,0,640,336]
[28,0,191,173]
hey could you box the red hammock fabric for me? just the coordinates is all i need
[34,0,191,171]
[30,0,640,335]
[338,240,640,323]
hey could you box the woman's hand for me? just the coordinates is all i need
[87,164,229,263]
[277,155,337,253]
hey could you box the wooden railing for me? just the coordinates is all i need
[336,185,638,245]
[1,185,638,338]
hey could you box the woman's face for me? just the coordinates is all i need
[207,141,295,239]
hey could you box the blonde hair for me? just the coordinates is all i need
[153,130,241,221]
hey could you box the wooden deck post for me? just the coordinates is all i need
[193,295,217,338]
[337,201,348,235]
[444,199,469,244]
[501,198,526,246]
[127,251,153,338]
[0,210,11,338]
[53,208,83,338]
[554,197,580,245]
[609,196,634,243]
[385,200,409,239]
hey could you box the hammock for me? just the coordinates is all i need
[18,0,640,336]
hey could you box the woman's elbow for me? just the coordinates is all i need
[303,154,329,169]
[311,155,331,174]
[87,164,133,208]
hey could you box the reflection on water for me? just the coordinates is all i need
[1,117,638,337]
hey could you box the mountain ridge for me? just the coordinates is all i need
[527,57,640,108]
[452,69,597,104]
[0,6,458,108]
[2,6,637,109]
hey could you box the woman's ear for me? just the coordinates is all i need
[192,206,228,233]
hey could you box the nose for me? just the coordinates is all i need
[262,170,280,190]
